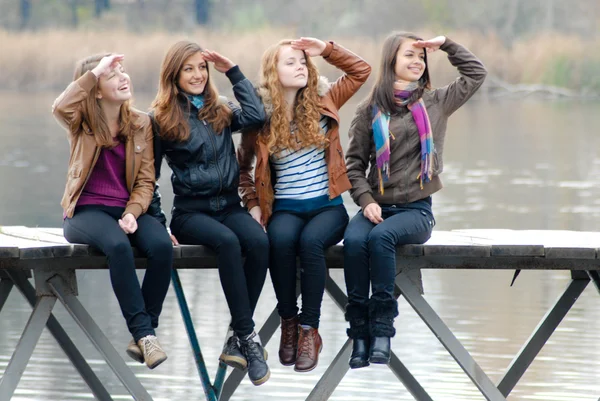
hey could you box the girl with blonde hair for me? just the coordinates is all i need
[237,37,370,372]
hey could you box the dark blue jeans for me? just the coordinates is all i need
[343,198,434,307]
[267,204,349,328]
[170,204,269,337]
[63,205,173,342]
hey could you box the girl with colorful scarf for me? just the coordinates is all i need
[343,32,487,368]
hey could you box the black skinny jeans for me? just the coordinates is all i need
[170,204,269,337]
[63,205,173,342]
[267,204,349,328]
[343,198,434,307]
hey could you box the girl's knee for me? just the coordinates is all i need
[105,240,133,258]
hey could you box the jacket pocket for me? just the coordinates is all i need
[332,146,347,178]
[66,164,83,196]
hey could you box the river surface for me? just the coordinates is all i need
[1,91,600,400]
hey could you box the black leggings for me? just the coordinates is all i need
[170,204,269,337]
[63,205,173,341]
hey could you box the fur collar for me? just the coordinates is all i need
[258,76,330,117]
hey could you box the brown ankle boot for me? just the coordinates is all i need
[294,326,322,372]
[279,316,299,366]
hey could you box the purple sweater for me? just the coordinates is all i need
[77,141,130,208]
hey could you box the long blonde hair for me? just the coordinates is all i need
[72,53,136,147]
[151,41,232,142]
[259,40,328,155]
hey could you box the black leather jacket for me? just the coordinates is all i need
[148,66,266,226]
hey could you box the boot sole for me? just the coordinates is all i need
[126,349,145,364]
[251,369,271,386]
[369,355,390,365]
[350,360,370,369]
[294,343,322,372]
[147,355,168,370]
[219,354,247,370]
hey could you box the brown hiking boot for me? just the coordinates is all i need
[126,338,144,364]
[279,316,299,366]
[137,335,167,369]
[294,326,322,372]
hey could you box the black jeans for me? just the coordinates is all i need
[170,204,269,337]
[63,205,173,342]
[267,204,349,328]
[343,198,434,306]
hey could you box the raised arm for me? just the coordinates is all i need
[321,42,372,109]
[201,50,266,133]
[52,54,126,133]
[51,71,97,133]
[291,38,371,110]
[429,37,487,116]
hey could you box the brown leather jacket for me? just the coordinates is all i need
[52,71,155,219]
[237,41,371,224]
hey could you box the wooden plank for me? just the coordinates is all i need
[424,245,491,257]
[544,247,597,260]
[0,246,19,259]
[397,244,424,256]
[0,226,70,244]
[491,245,545,257]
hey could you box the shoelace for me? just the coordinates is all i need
[282,321,296,347]
[298,329,314,357]
[140,335,161,357]
[241,340,262,363]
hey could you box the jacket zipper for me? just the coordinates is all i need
[204,120,223,195]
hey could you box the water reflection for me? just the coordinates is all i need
[1,92,600,400]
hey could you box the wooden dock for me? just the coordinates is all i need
[1,226,599,401]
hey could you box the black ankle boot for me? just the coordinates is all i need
[369,336,391,364]
[345,303,370,369]
[349,338,370,369]
[368,298,398,365]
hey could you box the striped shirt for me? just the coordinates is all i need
[270,115,342,212]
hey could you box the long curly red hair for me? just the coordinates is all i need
[259,40,328,155]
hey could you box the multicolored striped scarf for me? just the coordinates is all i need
[371,81,434,193]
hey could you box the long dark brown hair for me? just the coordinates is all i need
[368,32,431,115]
[72,53,136,147]
[151,41,232,142]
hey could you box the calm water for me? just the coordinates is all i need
[1,91,600,401]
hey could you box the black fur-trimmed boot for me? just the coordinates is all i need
[345,303,370,369]
[368,298,398,364]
